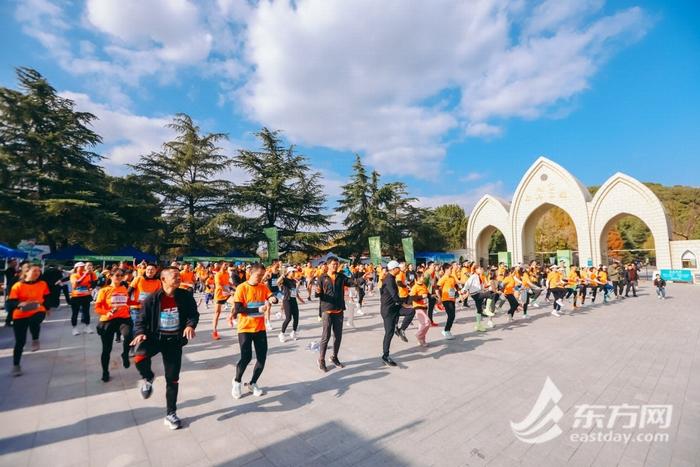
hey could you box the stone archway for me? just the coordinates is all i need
[520,202,579,264]
[474,225,509,267]
[466,157,674,269]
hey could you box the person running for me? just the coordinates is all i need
[410,272,432,347]
[547,266,567,317]
[303,262,315,300]
[437,263,458,340]
[95,269,133,382]
[6,264,51,376]
[179,263,196,293]
[316,256,364,372]
[380,260,415,366]
[277,266,304,342]
[502,269,521,323]
[229,263,278,398]
[212,261,232,340]
[464,266,491,331]
[131,267,198,430]
[70,261,95,335]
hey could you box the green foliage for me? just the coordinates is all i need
[231,128,329,253]
[130,113,232,254]
[425,204,468,251]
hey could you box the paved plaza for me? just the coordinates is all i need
[0,282,699,467]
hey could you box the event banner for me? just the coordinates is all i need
[402,237,416,266]
[263,227,279,261]
[368,236,382,265]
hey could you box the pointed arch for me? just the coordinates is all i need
[466,195,512,263]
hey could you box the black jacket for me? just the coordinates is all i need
[380,273,402,314]
[134,288,199,339]
[317,272,359,313]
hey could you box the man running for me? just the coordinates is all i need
[70,261,95,335]
[131,267,198,430]
[380,260,415,366]
[316,256,366,372]
[212,261,232,340]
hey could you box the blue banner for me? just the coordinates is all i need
[659,269,694,283]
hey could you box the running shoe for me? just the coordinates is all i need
[278,332,287,343]
[290,330,298,340]
[441,330,455,340]
[382,356,398,367]
[331,356,345,368]
[121,352,130,369]
[72,327,81,336]
[139,379,153,399]
[250,383,265,397]
[475,323,487,332]
[164,413,182,430]
[212,330,221,340]
[11,365,22,377]
[101,371,110,382]
[396,328,408,342]
[318,359,328,373]
[483,309,495,317]
[84,325,94,334]
[486,319,495,328]
[231,380,243,399]
[430,321,439,327]
[31,340,40,352]
[551,310,561,317]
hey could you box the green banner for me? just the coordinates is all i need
[263,227,279,262]
[182,256,259,263]
[368,236,382,266]
[401,237,416,266]
[75,255,134,262]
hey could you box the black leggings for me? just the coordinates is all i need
[428,296,436,322]
[135,336,183,415]
[443,300,456,331]
[97,319,132,373]
[357,286,365,306]
[70,296,91,326]
[235,331,268,384]
[551,288,567,310]
[13,313,45,365]
[471,292,486,316]
[505,294,519,316]
[281,299,299,333]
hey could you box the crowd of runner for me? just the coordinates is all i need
[1,255,665,430]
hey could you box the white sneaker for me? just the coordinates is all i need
[523,314,531,320]
[441,330,455,340]
[486,319,494,328]
[250,383,265,397]
[346,320,355,329]
[72,327,81,336]
[555,299,564,308]
[278,332,287,343]
[531,302,540,308]
[290,330,298,340]
[84,324,94,334]
[356,307,365,316]
[551,310,561,317]
[231,381,242,399]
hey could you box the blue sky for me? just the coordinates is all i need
[1,0,698,216]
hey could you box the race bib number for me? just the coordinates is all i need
[75,286,89,293]
[159,307,180,332]
[289,288,297,298]
[138,291,151,302]
[111,294,128,306]
[448,288,457,299]
[245,301,265,316]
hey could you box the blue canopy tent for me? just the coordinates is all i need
[110,246,156,263]
[43,244,95,261]
[415,251,458,264]
[0,243,28,259]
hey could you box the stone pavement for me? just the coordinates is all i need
[0,282,699,467]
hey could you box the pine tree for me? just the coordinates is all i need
[130,114,232,253]
[0,67,105,251]
[232,128,329,253]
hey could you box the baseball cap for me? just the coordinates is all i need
[74,261,86,268]
[387,260,400,270]
[286,266,296,274]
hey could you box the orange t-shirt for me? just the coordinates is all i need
[233,282,273,333]
[130,276,161,306]
[502,276,516,295]
[396,271,409,298]
[410,283,428,309]
[95,285,131,321]
[9,280,49,319]
[215,270,232,301]
[437,274,458,302]
[547,271,562,287]
[180,270,195,289]
[70,272,93,297]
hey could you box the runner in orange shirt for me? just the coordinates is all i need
[95,269,133,382]
[229,263,278,399]
[70,261,95,335]
[179,263,196,293]
[7,264,51,376]
[212,262,232,340]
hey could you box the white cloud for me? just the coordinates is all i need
[242,0,650,178]
[459,172,487,182]
[60,91,175,171]
[416,182,508,213]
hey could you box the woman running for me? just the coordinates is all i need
[95,269,133,382]
[6,264,51,376]
[502,268,521,322]
[277,266,305,342]
[437,263,458,340]
[409,273,432,346]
